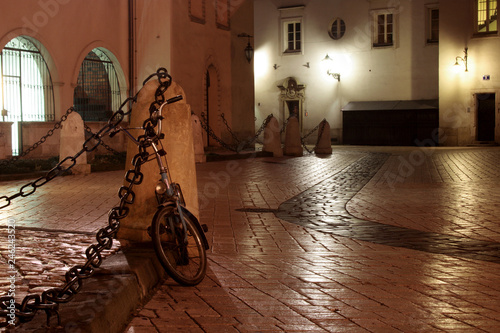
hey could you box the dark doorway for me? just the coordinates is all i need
[477,93,496,142]
[286,100,300,120]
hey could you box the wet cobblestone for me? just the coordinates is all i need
[276,152,500,263]
[0,227,120,303]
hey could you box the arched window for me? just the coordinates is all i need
[73,48,120,121]
[0,36,55,155]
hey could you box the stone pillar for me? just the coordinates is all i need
[315,120,332,155]
[191,113,206,163]
[59,112,90,174]
[117,80,199,243]
[283,117,303,156]
[262,116,282,157]
[0,122,13,159]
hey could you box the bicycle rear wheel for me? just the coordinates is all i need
[151,205,207,286]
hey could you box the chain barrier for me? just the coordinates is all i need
[84,124,121,155]
[0,68,173,328]
[300,118,327,154]
[199,112,272,153]
[0,107,75,167]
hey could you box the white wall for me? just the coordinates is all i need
[254,0,439,143]
[439,0,500,146]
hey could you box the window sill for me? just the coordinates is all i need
[372,43,394,48]
[472,31,498,38]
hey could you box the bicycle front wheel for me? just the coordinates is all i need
[151,206,207,286]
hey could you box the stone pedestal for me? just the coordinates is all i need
[315,120,332,154]
[117,80,199,243]
[59,112,90,174]
[0,122,13,159]
[191,113,206,163]
[283,117,303,157]
[262,116,282,157]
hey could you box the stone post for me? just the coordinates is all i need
[117,80,199,243]
[283,117,303,156]
[0,122,13,159]
[191,113,206,163]
[315,120,333,154]
[59,111,90,174]
[262,116,283,157]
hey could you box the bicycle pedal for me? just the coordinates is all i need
[201,224,208,232]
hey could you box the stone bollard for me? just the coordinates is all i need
[191,113,206,163]
[315,119,332,154]
[283,117,303,156]
[0,122,13,159]
[59,111,90,174]
[262,116,283,157]
[117,80,199,243]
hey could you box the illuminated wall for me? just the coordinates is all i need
[254,0,439,144]
[439,0,500,146]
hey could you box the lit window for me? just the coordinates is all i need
[373,12,394,47]
[0,36,54,156]
[476,0,497,34]
[427,7,439,43]
[282,19,302,54]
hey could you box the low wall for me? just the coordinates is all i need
[15,121,128,159]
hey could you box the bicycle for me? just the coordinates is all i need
[110,94,209,286]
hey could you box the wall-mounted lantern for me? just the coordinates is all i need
[322,54,340,81]
[238,33,254,63]
[454,47,468,72]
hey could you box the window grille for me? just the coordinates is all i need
[0,36,55,156]
[73,48,120,121]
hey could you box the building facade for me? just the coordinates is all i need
[439,0,500,146]
[0,0,254,158]
[254,0,499,147]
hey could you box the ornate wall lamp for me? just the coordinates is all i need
[322,54,340,81]
[454,47,468,72]
[237,33,254,63]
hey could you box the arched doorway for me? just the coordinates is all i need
[0,36,55,156]
[73,48,120,121]
[205,65,219,147]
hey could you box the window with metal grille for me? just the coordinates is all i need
[73,48,120,122]
[0,36,55,156]
[476,0,497,34]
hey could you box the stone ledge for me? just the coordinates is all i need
[14,246,165,333]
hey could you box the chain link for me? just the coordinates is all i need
[300,119,326,154]
[0,68,172,328]
[84,124,121,155]
[199,113,272,152]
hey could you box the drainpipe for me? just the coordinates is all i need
[128,0,136,98]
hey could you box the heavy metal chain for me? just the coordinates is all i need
[0,107,75,167]
[200,112,273,152]
[300,118,327,154]
[84,124,121,155]
[0,68,172,328]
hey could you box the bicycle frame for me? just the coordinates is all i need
[111,95,209,250]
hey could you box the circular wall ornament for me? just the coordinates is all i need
[328,18,346,40]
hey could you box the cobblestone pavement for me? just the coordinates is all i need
[1,146,500,332]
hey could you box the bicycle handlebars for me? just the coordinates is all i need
[108,94,183,141]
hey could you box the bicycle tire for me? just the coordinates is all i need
[151,205,207,286]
